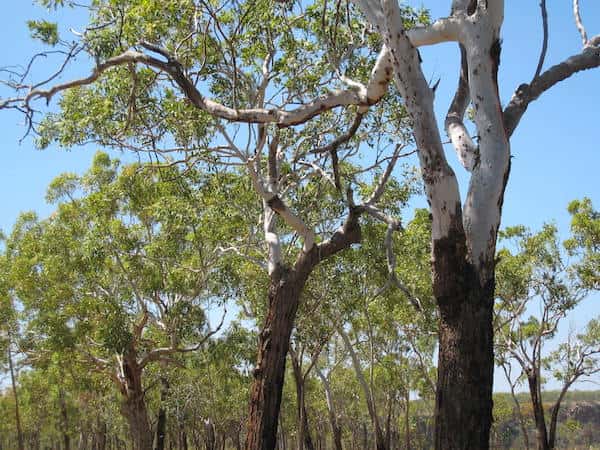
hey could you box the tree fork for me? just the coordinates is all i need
[245,210,362,450]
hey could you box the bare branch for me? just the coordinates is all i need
[407,16,463,47]
[445,45,478,172]
[365,144,406,205]
[504,43,600,137]
[5,43,392,128]
[382,219,422,312]
[310,113,363,155]
[216,246,267,270]
[533,0,549,80]
[573,0,589,46]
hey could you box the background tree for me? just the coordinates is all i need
[495,207,600,450]
[6,154,234,450]
[0,248,26,450]
[2,0,600,448]
[334,1,600,446]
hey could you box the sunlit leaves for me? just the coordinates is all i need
[565,198,600,289]
[27,20,59,46]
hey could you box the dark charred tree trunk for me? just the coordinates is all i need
[155,377,169,450]
[58,386,71,450]
[7,345,25,450]
[547,381,573,450]
[179,424,188,450]
[245,267,303,450]
[245,211,361,450]
[120,353,153,450]
[385,395,394,450]
[432,224,495,450]
[527,370,550,450]
[291,353,315,450]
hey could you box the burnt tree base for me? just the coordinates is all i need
[432,215,495,450]
[245,267,303,450]
[434,267,495,450]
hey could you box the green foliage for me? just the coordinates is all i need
[27,20,59,46]
[565,198,600,289]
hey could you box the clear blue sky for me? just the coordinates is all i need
[1,1,598,392]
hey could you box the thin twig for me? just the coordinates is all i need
[533,0,549,80]
[573,0,589,46]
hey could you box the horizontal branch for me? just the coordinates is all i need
[8,42,393,128]
[504,40,600,137]
[407,16,462,47]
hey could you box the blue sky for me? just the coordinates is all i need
[1,1,598,392]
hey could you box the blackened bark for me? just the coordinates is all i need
[93,420,107,450]
[548,381,573,450]
[179,427,188,450]
[433,221,495,450]
[384,396,393,450]
[155,377,169,450]
[245,267,304,450]
[58,386,71,450]
[331,423,343,450]
[120,353,153,450]
[245,210,361,450]
[527,371,550,450]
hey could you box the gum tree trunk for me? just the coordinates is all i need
[245,267,304,450]
[432,224,495,449]
[245,212,361,450]
[527,370,550,450]
[120,354,153,450]
[155,377,169,450]
[316,369,343,450]
[58,385,71,450]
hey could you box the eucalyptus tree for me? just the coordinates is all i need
[6,154,233,450]
[1,1,427,447]
[0,250,26,450]
[495,219,600,450]
[564,198,600,290]
[3,0,600,448]
[295,207,435,450]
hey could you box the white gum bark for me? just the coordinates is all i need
[461,3,510,276]
[354,0,511,281]
[357,0,463,241]
[247,157,316,269]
